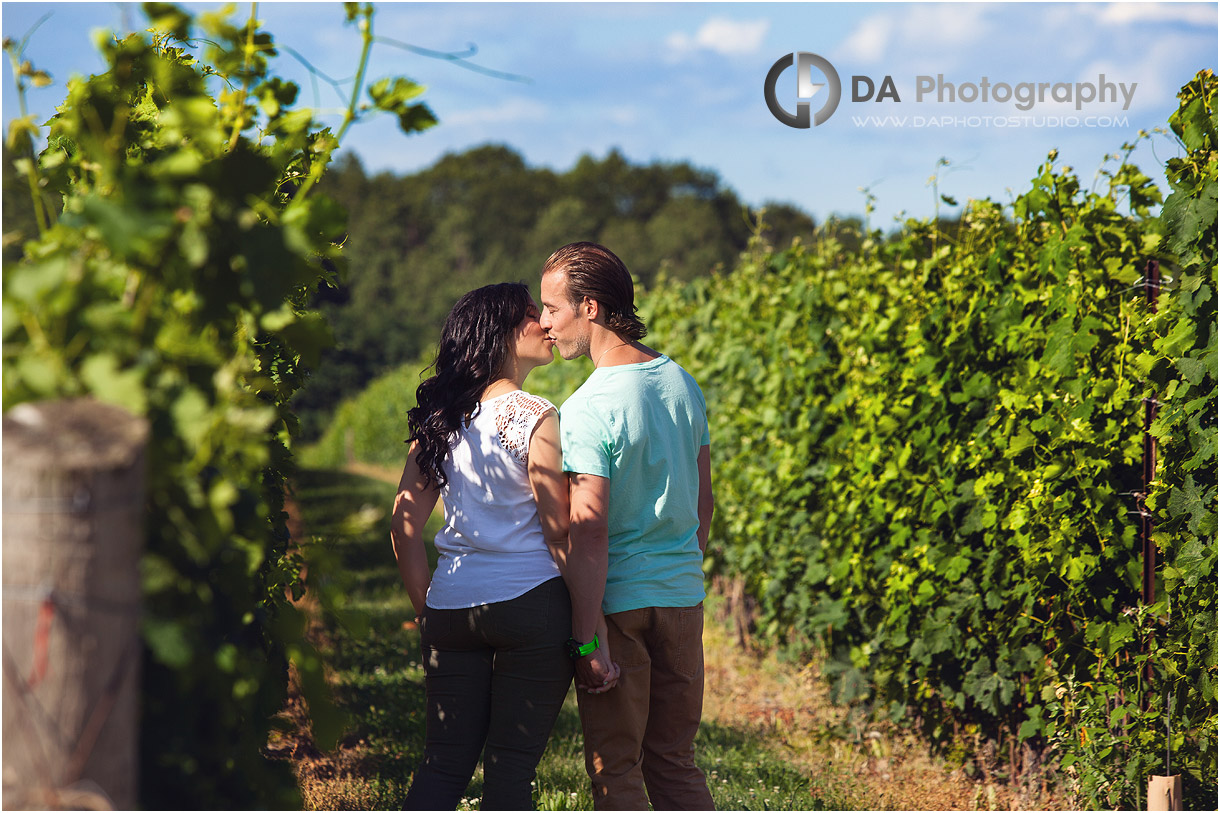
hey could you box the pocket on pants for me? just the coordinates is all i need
[673,605,704,680]
[606,608,651,670]
[419,606,451,648]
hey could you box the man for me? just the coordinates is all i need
[538,242,716,810]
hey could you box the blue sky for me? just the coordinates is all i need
[2,1,1217,225]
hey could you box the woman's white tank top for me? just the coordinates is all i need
[425,390,562,609]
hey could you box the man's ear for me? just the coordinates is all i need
[581,296,600,321]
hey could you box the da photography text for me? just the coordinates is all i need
[854,73,1138,112]
[764,52,1139,129]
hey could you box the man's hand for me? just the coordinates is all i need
[575,616,620,693]
[575,646,620,694]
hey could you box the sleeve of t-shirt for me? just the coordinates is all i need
[560,398,611,478]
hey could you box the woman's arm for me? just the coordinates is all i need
[390,442,439,617]
[527,409,570,557]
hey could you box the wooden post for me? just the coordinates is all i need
[1147,775,1182,810]
[1141,258,1160,689]
[2,398,148,810]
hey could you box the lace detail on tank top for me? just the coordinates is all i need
[494,391,554,466]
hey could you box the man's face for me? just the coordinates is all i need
[539,270,590,361]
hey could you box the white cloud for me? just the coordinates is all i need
[605,105,641,127]
[442,98,548,127]
[1098,2,1217,27]
[839,16,895,63]
[1078,36,1205,113]
[905,4,989,48]
[667,17,770,57]
[838,5,989,65]
[1077,56,1147,109]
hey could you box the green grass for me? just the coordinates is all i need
[287,467,852,810]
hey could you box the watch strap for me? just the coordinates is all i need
[566,633,599,658]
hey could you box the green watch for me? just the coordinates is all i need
[565,634,599,659]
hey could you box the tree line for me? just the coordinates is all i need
[291,145,818,438]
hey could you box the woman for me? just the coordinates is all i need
[390,282,617,810]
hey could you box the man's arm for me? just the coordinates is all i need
[697,444,714,553]
[568,472,609,639]
[568,471,618,690]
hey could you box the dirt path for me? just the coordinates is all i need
[343,460,403,485]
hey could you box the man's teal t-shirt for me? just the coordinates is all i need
[559,354,710,614]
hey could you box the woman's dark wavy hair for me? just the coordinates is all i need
[407,282,534,488]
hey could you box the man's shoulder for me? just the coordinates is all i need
[660,354,699,380]
[560,374,600,409]
[558,376,610,428]
[653,355,705,398]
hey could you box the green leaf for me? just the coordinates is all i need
[1175,96,1211,151]
[1174,355,1209,386]
[368,76,427,110]
[76,195,174,263]
[171,386,211,449]
[1040,316,1075,374]
[4,256,72,302]
[1157,316,1199,358]
[275,311,333,369]
[144,2,193,39]
[397,103,438,135]
[1168,474,1215,537]
[924,620,955,654]
[944,555,970,582]
[143,617,192,668]
[1170,535,1215,589]
[79,353,148,414]
[178,221,208,268]
[6,114,40,152]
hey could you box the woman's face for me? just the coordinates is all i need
[512,298,555,370]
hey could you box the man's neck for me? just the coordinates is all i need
[590,332,659,368]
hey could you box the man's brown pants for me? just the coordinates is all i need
[576,604,716,810]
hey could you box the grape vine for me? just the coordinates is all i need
[3,2,435,805]
[640,70,1216,808]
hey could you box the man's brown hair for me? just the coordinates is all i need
[541,242,647,341]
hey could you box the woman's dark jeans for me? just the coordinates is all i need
[405,577,574,810]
